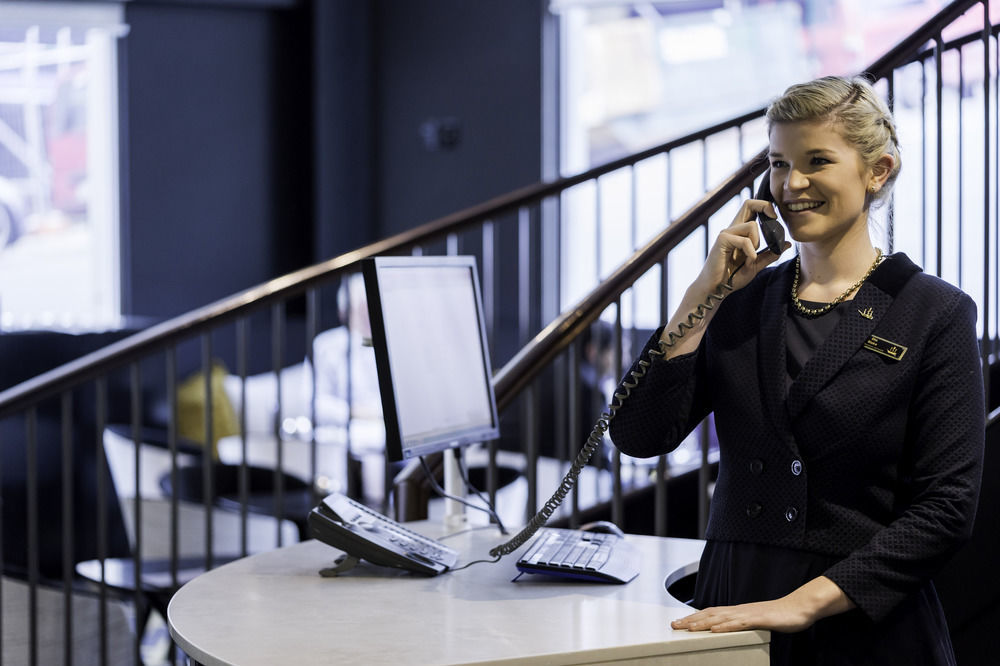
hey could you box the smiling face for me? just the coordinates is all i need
[768,119,875,247]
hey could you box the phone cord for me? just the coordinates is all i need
[488,272,740,558]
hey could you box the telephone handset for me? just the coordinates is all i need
[755,169,786,256]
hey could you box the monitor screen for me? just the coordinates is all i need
[362,256,500,462]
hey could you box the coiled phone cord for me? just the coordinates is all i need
[488,269,741,558]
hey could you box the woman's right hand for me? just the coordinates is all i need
[656,198,790,357]
[693,198,789,295]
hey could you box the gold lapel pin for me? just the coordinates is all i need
[858,307,874,320]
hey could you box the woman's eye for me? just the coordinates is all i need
[770,160,787,169]
[811,157,831,165]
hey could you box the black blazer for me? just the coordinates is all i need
[609,253,985,622]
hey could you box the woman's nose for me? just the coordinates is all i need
[786,169,808,192]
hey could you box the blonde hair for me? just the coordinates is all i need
[766,75,901,206]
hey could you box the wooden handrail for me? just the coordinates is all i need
[493,150,768,410]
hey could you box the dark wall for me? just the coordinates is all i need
[312,0,375,263]
[119,0,543,328]
[373,0,543,238]
[122,1,311,318]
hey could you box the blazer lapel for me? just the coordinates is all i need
[758,261,794,433]
[785,264,896,420]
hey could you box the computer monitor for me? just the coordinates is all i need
[362,255,500,462]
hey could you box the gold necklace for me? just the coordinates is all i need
[791,248,883,317]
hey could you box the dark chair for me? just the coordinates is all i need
[0,327,152,578]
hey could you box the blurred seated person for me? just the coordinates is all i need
[497,319,623,466]
[220,273,381,439]
[579,320,616,433]
[312,272,382,428]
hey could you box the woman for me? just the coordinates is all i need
[609,76,984,664]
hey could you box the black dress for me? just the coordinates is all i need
[691,299,957,666]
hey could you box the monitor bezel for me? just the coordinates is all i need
[362,255,501,463]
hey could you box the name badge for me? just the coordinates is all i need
[864,335,907,361]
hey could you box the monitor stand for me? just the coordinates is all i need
[443,447,468,530]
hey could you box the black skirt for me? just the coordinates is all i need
[692,540,956,665]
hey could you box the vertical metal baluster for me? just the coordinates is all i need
[342,279,358,500]
[482,221,498,506]
[983,15,1000,353]
[567,341,581,526]
[656,254,670,538]
[447,232,458,256]
[518,206,536,516]
[629,163,639,263]
[959,46,966,288]
[666,150,673,223]
[165,346,179,576]
[983,22,1000,352]
[236,319,249,557]
[201,335,214,570]
[95,378,107,666]
[699,213,711,538]
[482,221,496,363]
[983,4,994,389]
[628,161,639,434]
[165,346,178,664]
[130,363,143,666]
[887,72,896,253]
[611,300,623,528]
[26,407,38,666]
[701,138,708,196]
[593,180,602,507]
[272,303,286,546]
[936,35,945,276]
[524,381,538,518]
[595,178,602,284]
[657,150,673,539]
[60,392,74,666]
[922,56,929,268]
[306,289,319,507]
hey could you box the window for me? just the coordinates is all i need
[553,0,956,331]
[0,2,126,330]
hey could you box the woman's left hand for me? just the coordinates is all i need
[670,575,855,634]
[670,598,817,634]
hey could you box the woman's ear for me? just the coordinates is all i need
[870,153,895,189]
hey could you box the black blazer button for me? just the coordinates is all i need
[749,459,764,475]
[785,506,798,522]
[746,502,762,518]
[791,460,803,476]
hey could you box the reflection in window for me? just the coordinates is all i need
[0,2,126,331]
